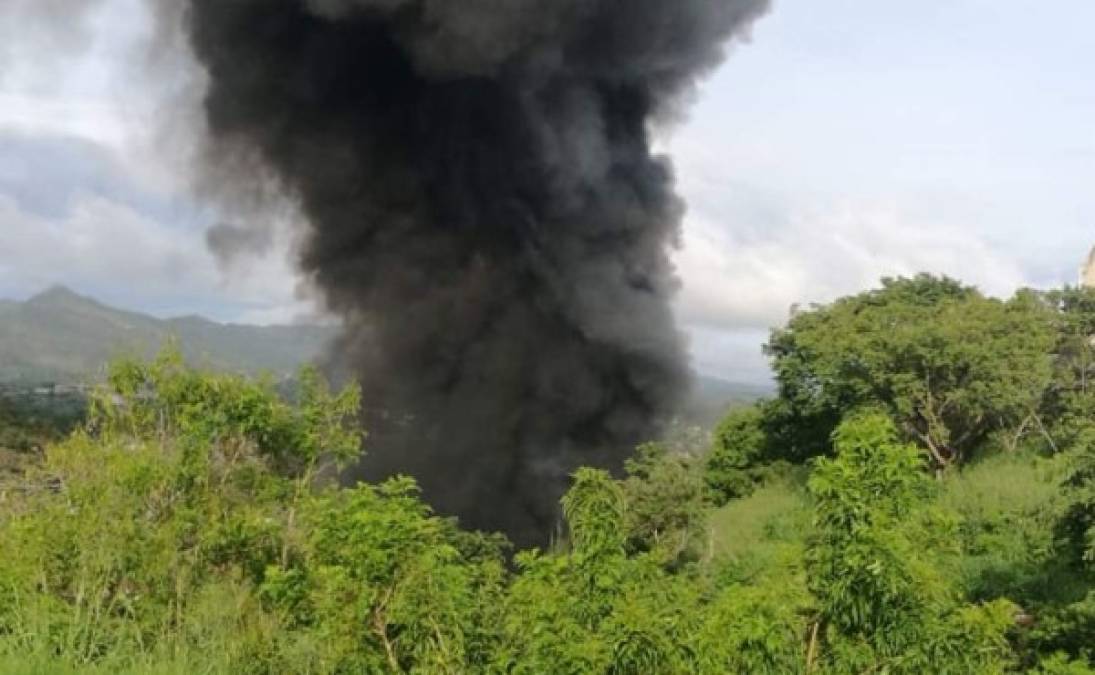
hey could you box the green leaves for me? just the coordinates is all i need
[807,412,1017,671]
[808,414,932,640]
[767,274,1055,467]
[297,479,491,672]
[292,364,363,472]
[89,346,362,480]
[0,352,375,672]
[562,468,627,559]
[705,404,772,504]
[620,443,709,566]
[1056,426,1095,572]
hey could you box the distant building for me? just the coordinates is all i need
[1084,246,1095,288]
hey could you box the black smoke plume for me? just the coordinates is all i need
[178,0,769,545]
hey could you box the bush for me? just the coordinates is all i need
[621,443,708,565]
[0,350,507,673]
[808,412,1016,671]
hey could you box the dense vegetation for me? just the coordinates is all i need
[1,275,1093,673]
[0,389,84,479]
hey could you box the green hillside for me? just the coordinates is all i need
[0,286,338,383]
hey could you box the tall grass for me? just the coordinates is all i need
[707,469,812,585]
[938,450,1087,607]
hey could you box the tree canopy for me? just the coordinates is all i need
[766,274,1055,467]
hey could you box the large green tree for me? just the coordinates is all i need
[766,275,1054,467]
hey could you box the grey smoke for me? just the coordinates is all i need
[170,0,770,545]
[205,222,274,266]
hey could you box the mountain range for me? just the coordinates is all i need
[0,286,771,423]
[0,286,337,383]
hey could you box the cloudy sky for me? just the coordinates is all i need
[1,0,1093,383]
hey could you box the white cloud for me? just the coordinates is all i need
[0,192,206,291]
[0,94,129,148]
[0,191,307,323]
[671,198,1032,383]
[674,199,1029,334]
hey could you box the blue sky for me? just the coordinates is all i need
[1,0,1093,383]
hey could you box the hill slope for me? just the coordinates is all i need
[0,287,338,383]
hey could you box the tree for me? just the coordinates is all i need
[807,412,1016,672]
[807,412,938,643]
[285,478,505,672]
[700,403,779,504]
[767,275,1054,468]
[1044,287,1095,399]
[1056,427,1095,571]
[6,292,1091,672]
[499,468,700,674]
[502,466,809,674]
[89,345,362,479]
[1038,287,1095,456]
[620,443,709,566]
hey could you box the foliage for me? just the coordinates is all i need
[690,578,810,674]
[808,413,937,640]
[938,451,1077,607]
[0,423,284,670]
[767,274,1055,467]
[5,273,1095,672]
[0,355,814,673]
[275,478,506,672]
[708,470,811,578]
[89,346,362,479]
[1043,287,1095,402]
[1027,421,1095,666]
[562,467,628,559]
[504,467,812,675]
[1057,424,1095,570]
[808,412,1016,671]
[619,443,709,566]
[1030,591,1095,666]
[0,390,85,479]
[1032,653,1095,674]
[705,404,769,503]
[501,468,697,674]
[0,350,381,673]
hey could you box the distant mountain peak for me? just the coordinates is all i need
[26,285,98,308]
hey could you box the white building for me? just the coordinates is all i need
[1083,246,1095,288]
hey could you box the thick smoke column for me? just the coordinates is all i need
[179,0,769,545]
